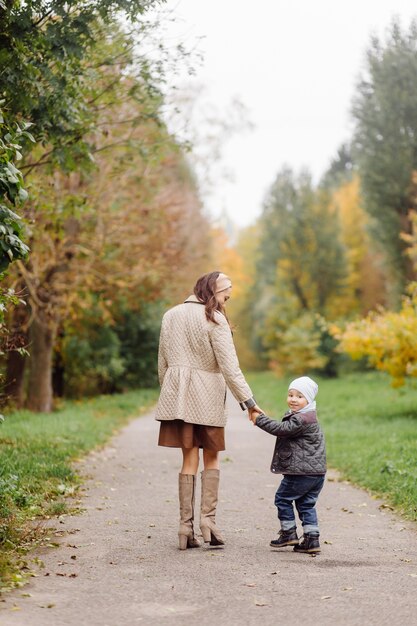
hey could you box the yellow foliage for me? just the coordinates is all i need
[330,175,385,314]
[336,282,417,386]
[209,224,264,370]
[209,227,247,299]
[402,208,417,273]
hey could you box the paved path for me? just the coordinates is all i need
[2,398,417,625]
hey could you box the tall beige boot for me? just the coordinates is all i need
[200,469,225,546]
[178,474,200,550]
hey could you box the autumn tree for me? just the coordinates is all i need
[1,2,209,410]
[6,108,211,404]
[336,184,417,387]
[329,175,386,314]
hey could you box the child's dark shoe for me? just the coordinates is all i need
[270,527,299,548]
[293,533,320,553]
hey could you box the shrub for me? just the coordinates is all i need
[336,282,417,386]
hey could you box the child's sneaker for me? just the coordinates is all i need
[293,533,320,553]
[270,527,299,548]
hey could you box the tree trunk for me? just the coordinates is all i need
[5,299,30,407]
[26,315,56,412]
[5,349,27,408]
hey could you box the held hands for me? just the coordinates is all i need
[248,405,263,425]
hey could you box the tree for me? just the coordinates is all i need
[0,0,165,170]
[251,167,348,375]
[5,106,211,408]
[0,0,210,411]
[352,19,417,301]
[257,167,347,315]
[320,143,354,191]
[0,103,32,272]
[330,176,386,314]
[0,103,33,406]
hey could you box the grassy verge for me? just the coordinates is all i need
[0,388,158,591]
[246,371,417,521]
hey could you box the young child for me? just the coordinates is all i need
[250,376,326,553]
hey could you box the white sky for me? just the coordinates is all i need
[153,1,417,228]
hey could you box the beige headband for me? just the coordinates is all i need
[215,273,232,293]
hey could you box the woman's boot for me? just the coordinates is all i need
[178,474,200,550]
[200,469,225,546]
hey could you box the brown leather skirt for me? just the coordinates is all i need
[158,419,225,451]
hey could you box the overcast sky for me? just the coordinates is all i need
[154,1,417,228]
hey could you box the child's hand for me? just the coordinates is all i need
[248,407,262,424]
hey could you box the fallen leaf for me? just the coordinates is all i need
[321,596,331,600]
[244,583,256,587]
[254,600,269,606]
[342,587,353,591]
[324,540,333,545]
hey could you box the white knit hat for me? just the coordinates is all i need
[288,376,318,404]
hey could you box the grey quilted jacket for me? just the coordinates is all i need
[255,410,326,475]
[155,295,254,427]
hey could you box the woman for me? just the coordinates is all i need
[155,271,260,550]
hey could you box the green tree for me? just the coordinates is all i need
[352,19,417,302]
[0,0,165,170]
[0,103,32,272]
[257,167,346,313]
[255,167,347,375]
[320,143,354,191]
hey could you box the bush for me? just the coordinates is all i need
[336,282,417,386]
[266,311,341,377]
[60,301,162,397]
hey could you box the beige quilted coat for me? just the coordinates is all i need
[155,296,254,427]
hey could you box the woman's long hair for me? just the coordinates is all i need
[193,271,229,325]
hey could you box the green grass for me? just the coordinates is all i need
[0,388,158,591]
[246,371,417,521]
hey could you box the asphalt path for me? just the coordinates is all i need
[2,396,417,625]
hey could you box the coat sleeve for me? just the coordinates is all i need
[256,413,305,438]
[209,314,254,405]
[157,319,168,387]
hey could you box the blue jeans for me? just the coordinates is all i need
[275,474,325,534]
